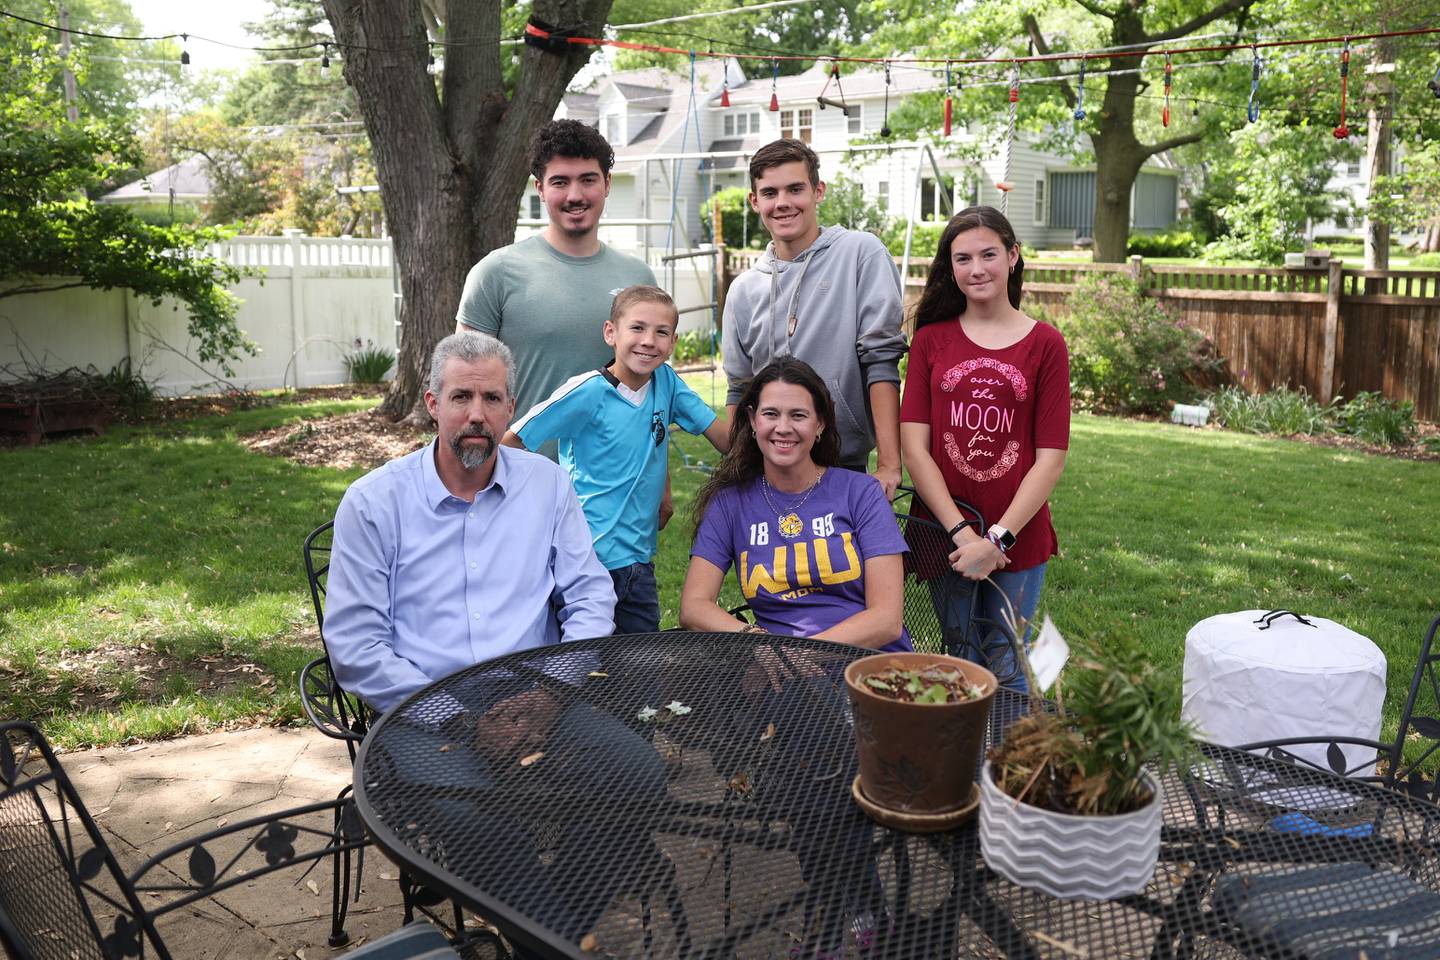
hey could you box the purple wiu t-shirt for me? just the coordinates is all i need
[691,468,912,651]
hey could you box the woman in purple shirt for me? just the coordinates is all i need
[681,357,910,651]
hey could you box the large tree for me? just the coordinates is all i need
[855,0,1264,261]
[318,0,614,420]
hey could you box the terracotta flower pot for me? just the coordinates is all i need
[978,760,1164,900]
[843,653,997,817]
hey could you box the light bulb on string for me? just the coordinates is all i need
[179,34,190,73]
[427,49,441,76]
[321,43,331,80]
[769,60,779,112]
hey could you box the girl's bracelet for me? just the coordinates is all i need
[739,623,768,635]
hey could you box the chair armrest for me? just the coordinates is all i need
[129,797,369,919]
[301,655,368,743]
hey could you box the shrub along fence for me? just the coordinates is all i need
[722,251,1440,421]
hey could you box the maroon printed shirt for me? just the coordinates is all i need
[900,318,1071,571]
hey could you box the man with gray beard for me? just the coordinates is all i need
[324,331,616,714]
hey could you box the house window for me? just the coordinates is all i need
[847,103,863,135]
[605,113,622,146]
[723,112,761,136]
[780,108,813,143]
[877,180,889,211]
[1033,178,1046,225]
[1346,161,1361,178]
[920,175,955,221]
[529,195,542,219]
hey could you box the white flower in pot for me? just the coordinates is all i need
[979,629,1197,900]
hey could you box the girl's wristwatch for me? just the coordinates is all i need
[986,525,1016,553]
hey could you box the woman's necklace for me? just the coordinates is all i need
[760,467,824,539]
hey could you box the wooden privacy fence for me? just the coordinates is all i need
[723,250,1440,421]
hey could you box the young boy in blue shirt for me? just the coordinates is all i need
[505,285,730,632]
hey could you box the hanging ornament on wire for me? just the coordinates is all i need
[320,42,331,80]
[880,61,892,138]
[179,33,190,72]
[769,60,780,112]
[1333,40,1351,138]
[1162,54,1172,128]
[1192,98,1200,119]
[943,61,954,137]
[1073,61,1087,122]
[816,61,849,113]
[1247,46,1263,124]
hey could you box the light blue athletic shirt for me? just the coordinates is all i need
[513,362,716,569]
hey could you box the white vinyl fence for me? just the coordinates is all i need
[0,230,719,397]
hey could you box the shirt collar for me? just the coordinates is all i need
[420,438,512,509]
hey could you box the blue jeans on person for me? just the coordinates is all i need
[928,563,1047,692]
[609,561,660,634]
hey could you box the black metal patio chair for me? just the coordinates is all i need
[300,520,493,953]
[892,485,1024,687]
[0,720,459,960]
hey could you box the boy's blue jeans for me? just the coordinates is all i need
[928,563,1047,691]
[609,561,661,634]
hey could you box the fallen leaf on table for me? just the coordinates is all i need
[520,751,544,767]
[306,879,320,896]
[379,872,396,881]
[163,822,173,832]
[579,933,599,952]
[587,671,609,678]
[665,700,692,716]
[760,723,776,742]
[216,818,228,828]
[438,744,453,753]
[728,772,752,797]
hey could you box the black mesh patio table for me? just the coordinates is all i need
[353,632,1440,959]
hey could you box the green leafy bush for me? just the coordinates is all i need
[700,187,764,250]
[1333,391,1416,445]
[344,345,395,384]
[1410,251,1440,269]
[1054,275,1222,414]
[1206,385,1333,436]
[1207,386,1418,446]
[670,329,715,367]
[1127,229,1200,258]
[878,221,944,258]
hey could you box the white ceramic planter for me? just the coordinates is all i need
[978,760,1163,900]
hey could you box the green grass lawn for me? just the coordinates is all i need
[2,377,1437,753]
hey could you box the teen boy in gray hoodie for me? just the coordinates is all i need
[722,139,908,498]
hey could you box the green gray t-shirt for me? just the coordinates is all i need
[456,235,656,447]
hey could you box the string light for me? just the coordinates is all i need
[1247,46,1263,123]
[179,33,189,71]
[880,61,892,138]
[943,60,953,137]
[769,59,779,111]
[321,42,331,79]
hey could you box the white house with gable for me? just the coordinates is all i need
[528,58,1181,252]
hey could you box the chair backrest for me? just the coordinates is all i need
[0,722,162,960]
[300,519,372,757]
[303,519,334,637]
[1387,613,1440,798]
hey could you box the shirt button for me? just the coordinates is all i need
[473,612,481,620]
[470,562,477,569]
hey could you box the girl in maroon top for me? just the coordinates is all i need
[900,206,1070,687]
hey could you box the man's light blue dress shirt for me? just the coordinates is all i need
[324,441,616,713]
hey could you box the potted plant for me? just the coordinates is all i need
[979,628,1197,900]
[844,653,997,831]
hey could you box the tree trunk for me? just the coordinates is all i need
[321,0,614,422]
[1362,39,1396,273]
[1091,67,1148,263]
